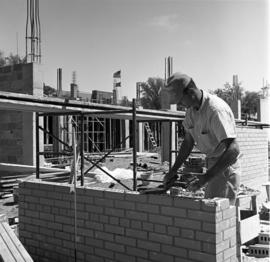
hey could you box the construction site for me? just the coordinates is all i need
[0,1,270,262]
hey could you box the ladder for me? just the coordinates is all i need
[144,122,157,149]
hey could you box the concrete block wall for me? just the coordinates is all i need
[19,180,237,262]
[236,126,269,204]
[0,63,44,165]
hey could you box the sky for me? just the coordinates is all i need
[0,0,269,99]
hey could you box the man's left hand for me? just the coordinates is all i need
[188,175,207,192]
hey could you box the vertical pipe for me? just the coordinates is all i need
[169,121,172,171]
[35,112,40,179]
[132,99,137,191]
[80,113,84,186]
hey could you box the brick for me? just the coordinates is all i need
[149,232,173,245]
[55,215,72,225]
[203,239,230,254]
[142,222,154,232]
[94,197,114,207]
[137,239,160,252]
[125,192,148,203]
[175,237,201,250]
[148,194,173,206]
[126,210,147,221]
[95,231,114,242]
[188,250,218,262]
[149,214,173,225]
[223,227,236,240]
[95,247,114,259]
[154,224,166,234]
[77,228,94,238]
[85,237,104,248]
[181,229,194,239]
[115,200,135,210]
[161,206,186,217]
[109,216,119,225]
[105,207,124,217]
[105,224,124,235]
[188,210,222,223]
[223,246,237,260]
[115,235,136,247]
[136,203,159,214]
[55,231,71,241]
[174,217,201,230]
[85,221,104,231]
[115,253,136,262]
[168,226,180,236]
[162,244,187,258]
[105,241,125,252]
[126,246,148,258]
[126,228,147,240]
[131,220,142,229]
[120,218,130,227]
[196,231,223,243]
[149,251,174,262]
[174,197,201,210]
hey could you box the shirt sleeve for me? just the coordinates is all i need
[182,110,193,131]
[210,109,237,143]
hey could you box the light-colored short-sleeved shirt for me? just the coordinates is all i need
[182,90,237,159]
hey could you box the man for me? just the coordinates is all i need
[161,72,241,205]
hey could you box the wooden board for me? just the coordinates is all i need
[0,222,33,262]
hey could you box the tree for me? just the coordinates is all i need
[0,50,26,66]
[43,84,57,96]
[140,77,164,109]
[242,91,260,119]
[213,82,244,106]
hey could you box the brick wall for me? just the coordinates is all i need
[19,180,237,262]
[236,126,269,204]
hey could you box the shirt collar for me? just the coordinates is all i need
[196,89,207,112]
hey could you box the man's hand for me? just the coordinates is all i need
[188,175,207,192]
[163,170,178,190]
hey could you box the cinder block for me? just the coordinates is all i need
[188,210,222,223]
[95,247,114,259]
[131,220,142,229]
[55,231,71,241]
[168,226,180,236]
[104,190,125,200]
[119,218,130,228]
[222,206,236,220]
[126,210,147,221]
[196,231,223,244]
[115,253,136,262]
[162,244,187,258]
[161,206,186,218]
[105,241,125,253]
[115,200,135,210]
[109,216,119,225]
[95,231,114,242]
[149,251,174,262]
[223,227,236,240]
[85,204,104,214]
[154,224,166,234]
[126,246,148,258]
[105,224,124,235]
[85,221,104,231]
[181,229,194,239]
[149,214,173,226]
[115,235,136,247]
[137,239,160,252]
[142,222,154,232]
[174,217,201,230]
[188,250,219,262]
[85,237,104,248]
[136,203,159,214]
[126,228,147,240]
[174,237,201,250]
[149,232,172,245]
[174,198,201,210]
[94,197,114,207]
[223,245,237,260]
[125,192,148,203]
[105,207,124,217]
[148,194,173,206]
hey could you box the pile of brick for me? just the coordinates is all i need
[248,231,270,258]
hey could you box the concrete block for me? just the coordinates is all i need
[174,237,201,250]
[148,194,173,206]
[94,197,114,207]
[162,244,188,258]
[105,224,124,235]
[115,235,136,247]
[105,207,124,217]
[104,190,125,200]
[95,231,114,242]
[85,221,104,231]
[126,210,147,221]
[149,214,173,225]
[161,206,186,217]
[174,197,201,210]
[174,217,201,230]
[126,246,148,258]
[126,228,147,240]
[142,222,154,232]
[137,239,161,252]
[154,224,166,234]
[95,247,114,259]
[85,204,104,214]
[167,226,180,236]
[149,232,173,245]
[115,253,136,262]
[131,220,142,229]
[105,241,125,253]
[119,218,130,228]
[136,203,159,214]
[196,231,223,244]
[149,251,174,262]
[109,216,119,225]
[181,229,194,239]
[115,199,135,210]
[188,250,219,262]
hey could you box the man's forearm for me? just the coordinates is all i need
[171,137,194,172]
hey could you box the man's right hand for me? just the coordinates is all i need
[163,170,178,190]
